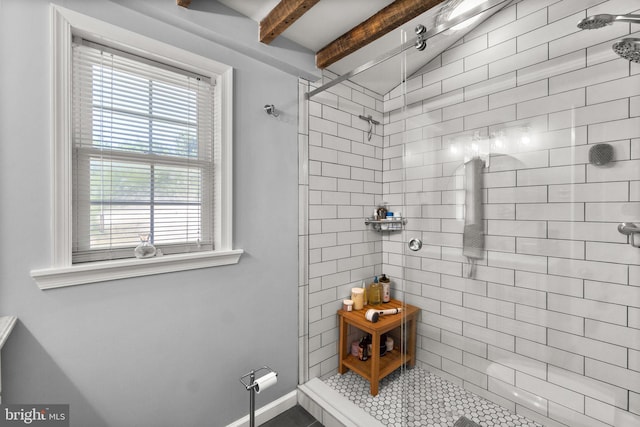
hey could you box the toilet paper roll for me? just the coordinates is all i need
[254,371,277,394]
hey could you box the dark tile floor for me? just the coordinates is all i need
[260,405,323,427]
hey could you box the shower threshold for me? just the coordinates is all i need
[301,366,543,427]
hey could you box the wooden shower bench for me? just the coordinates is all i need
[337,299,418,396]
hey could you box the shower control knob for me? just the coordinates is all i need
[408,238,422,252]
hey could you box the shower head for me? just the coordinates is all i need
[577,13,640,29]
[578,14,614,29]
[613,38,640,63]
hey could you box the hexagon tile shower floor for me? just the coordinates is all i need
[324,367,542,427]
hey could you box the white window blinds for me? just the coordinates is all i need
[72,38,215,263]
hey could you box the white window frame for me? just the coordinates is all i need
[31,5,242,290]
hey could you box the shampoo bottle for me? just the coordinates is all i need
[380,274,391,303]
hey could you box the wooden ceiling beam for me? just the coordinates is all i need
[260,0,320,44]
[315,0,446,69]
[177,0,192,8]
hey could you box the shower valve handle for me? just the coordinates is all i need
[408,238,422,252]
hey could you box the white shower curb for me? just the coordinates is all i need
[298,377,385,427]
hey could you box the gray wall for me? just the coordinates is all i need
[0,1,308,426]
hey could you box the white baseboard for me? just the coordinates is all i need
[225,390,297,427]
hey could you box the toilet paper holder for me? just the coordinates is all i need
[239,366,278,427]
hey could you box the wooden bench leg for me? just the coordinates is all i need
[370,332,380,396]
[407,315,417,368]
[338,315,348,374]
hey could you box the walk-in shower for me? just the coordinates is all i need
[577,13,640,62]
[299,1,640,426]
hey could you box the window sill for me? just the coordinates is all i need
[31,249,244,290]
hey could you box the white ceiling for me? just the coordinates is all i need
[216,0,511,95]
[217,0,397,52]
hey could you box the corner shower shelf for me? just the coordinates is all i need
[365,217,406,232]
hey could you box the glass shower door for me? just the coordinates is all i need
[395,1,640,426]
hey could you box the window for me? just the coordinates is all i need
[31,6,242,289]
[72,39,214,263]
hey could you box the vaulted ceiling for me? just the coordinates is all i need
[177,0,512,95]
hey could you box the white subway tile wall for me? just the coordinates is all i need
[299,0,640,425]
[299,73,385,383]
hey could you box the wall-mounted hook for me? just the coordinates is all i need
[264,104,279,117]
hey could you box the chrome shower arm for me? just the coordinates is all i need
[612,14,640,24]
[359,115,380,141]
